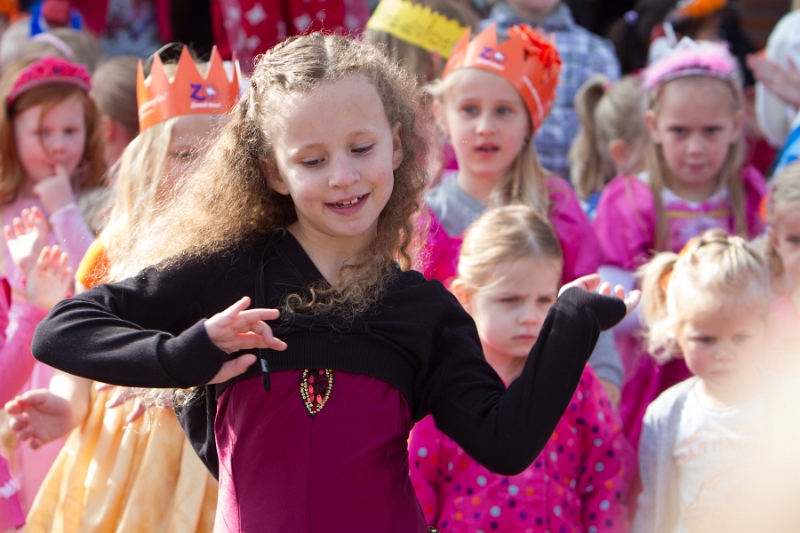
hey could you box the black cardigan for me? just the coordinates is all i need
[32,230,626,479]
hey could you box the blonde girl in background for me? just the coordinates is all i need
[410,205,634,532]
[422,24,624,405]
[30,32,637,531]
[0,55,103,511]
[4,46,234,533]
[569,74,647,220]
[761,163,800,376]
[634,229,800,533]
[593,39,767,450]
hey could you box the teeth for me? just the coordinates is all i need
[333,195,363,207]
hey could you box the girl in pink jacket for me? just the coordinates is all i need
[410,205,635,533]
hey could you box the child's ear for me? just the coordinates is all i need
[391,123,404,170]
[731,108,745,141]
[608,138,630,169]
[767,225,779,250]
[267,173,290,196]
[644,110,661,144]
[450,279,473,311]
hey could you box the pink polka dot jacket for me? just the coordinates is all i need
[410,367,635,533]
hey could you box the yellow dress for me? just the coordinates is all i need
[24,388,217,533]
[24,238,217,532]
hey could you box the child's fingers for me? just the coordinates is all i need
[248,319,287,350]
[558,273,601,296]
[3,225,13,242]
[598,281,611,296]
[125,399,146,424]
[208,353,257,385]
[613,284,625,300]
[624,290,642,316]
[12,217,24,237]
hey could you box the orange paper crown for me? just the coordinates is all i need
[442,23,561,131]
[137,46,241,131]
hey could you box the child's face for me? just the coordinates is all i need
[770,205,800,288]
[13,93,87,184]
[646,78,743,197]
[163,114,221,193]
[437,69,530,185]
[675,300,765,391]
[462,257,560,364]
[269,77,402,251]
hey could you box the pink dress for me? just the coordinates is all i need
[409,367,634,533]
[593,167,766,451]
[420,176,605,286]
[0,197,93,513]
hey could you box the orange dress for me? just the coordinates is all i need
[24,238,217,533]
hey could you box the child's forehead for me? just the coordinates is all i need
[446,68,519,100]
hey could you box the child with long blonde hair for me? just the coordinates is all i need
[593,39,767,449]
[634,229,800,533]
[4,47,231,533]
[411,205,634,532]
[29,32,637,532]
[0,54,103,511]
[569,74,647,219]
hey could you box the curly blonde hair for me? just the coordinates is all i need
[108,32,429,314]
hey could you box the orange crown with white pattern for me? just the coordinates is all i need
[442,23,561,131]
[137,46,241,131]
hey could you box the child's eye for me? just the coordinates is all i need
[704,126,721,135]
[170,150,193,160]
[460,104,478,115]
[352,144,374,155]
[786,235,800,245]
[537,296,554,305]
[733,334,750,344]
[669,127,687,136]
[499,296,520,303]
[496,106,514,116]
[301,157,324,167]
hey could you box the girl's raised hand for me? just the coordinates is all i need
[559,273,641,317]
[204,296,287,384]
[32,164,74,215]
[4,389,76,449]
[26,245,73,311]
[4,206,48,275]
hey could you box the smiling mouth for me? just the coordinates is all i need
[329,195,366,208]
[476,145,499,153]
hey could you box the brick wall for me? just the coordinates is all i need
[735,0,791,49]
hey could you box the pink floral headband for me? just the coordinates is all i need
[7,56,91,107]
[642,38,739,91]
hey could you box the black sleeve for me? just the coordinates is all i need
[32,255,235,389]
[418,286,626,476]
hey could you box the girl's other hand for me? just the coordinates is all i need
[560,273,641,316]
[747,54,800,108]
[598,378,621,408]
[97,383,147,424]
[204,296,287,384]
[4,206,48,275]
[32,164,74,215]
[27,245,73,311]
[4,389,76,449]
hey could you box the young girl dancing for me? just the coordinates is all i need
[634,229,800,533]
[31,33,638,532]
[762,163,800,375]
[0,54,104,511]
[5,47,235,533]
[422,24,623,401]
[410,205,634,532]
[593,39,767,449]
[569,74,647,220]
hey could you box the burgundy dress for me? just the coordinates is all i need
[216,371,427,532]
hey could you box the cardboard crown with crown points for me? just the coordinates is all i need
[137,46,241,131]
[442,23,561,131]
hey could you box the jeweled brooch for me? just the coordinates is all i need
[301,368,333,415]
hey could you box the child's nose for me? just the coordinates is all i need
[329,156,359,188]
[475,111,496,135]
[45,133,68,155]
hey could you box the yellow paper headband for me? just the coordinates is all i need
[366,0,468,58]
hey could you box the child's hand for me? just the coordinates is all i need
[204,296,287,385]
[97,383,146,424]
[4,206,48,275]
[26,245,73,311]
[32,164,74,215]
[598,378,621,409]
[747,53,800,108]
[560,273,641,316]
[4,389,77,449]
